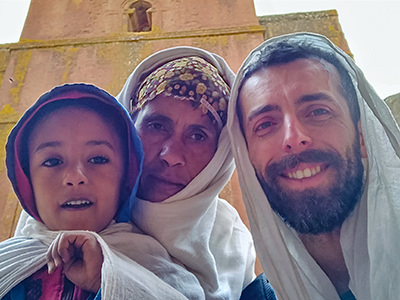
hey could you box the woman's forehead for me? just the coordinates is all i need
[136,95,218,130]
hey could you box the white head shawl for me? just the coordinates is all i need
[227,33,400,300]
[117,46,256,300]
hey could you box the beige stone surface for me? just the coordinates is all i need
[0,3,363,280]
[259,10,352,56]
[385,93,400,125]
[0,0,264,246]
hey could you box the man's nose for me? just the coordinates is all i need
[159,138,185,167]
[63,163,87,186]
[282,117,312,152]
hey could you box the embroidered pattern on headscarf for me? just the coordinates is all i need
[133,56,230,129]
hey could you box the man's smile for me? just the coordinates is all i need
[286,164,322,180]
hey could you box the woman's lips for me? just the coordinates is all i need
[152,175,186,187]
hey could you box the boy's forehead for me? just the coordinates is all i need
[29,106,122,144]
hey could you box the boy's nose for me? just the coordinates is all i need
[63,165,87,186]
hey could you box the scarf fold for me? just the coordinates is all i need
[227,32,400,300]
[5,216,203,299]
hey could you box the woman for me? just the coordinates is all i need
[117,47,267,300]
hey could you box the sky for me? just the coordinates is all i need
[0,0,399,99]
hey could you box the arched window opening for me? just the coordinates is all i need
[127,1,152,32]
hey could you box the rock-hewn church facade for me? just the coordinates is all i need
[0,0,372,244]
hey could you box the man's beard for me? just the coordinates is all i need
[257,141,364,235]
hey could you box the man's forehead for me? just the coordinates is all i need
[238,57,341,101]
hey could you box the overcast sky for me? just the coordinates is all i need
[0,0,399,99]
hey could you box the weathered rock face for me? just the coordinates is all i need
[259,10,352,56]
[385,93,400,125]
[0,0,264,243]
[0,1,356,247]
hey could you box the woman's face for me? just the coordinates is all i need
[135,95,219,202]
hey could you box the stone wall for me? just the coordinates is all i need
[0,0,264,242]
[0,4,355,244]
[385,93,400,125]
[259,9,352,56]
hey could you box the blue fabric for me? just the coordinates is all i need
[239,273,278,300]
[92,288,101,300]
[340,290,357,300]
[4,283,25,300]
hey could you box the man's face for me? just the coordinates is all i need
[29,107,124,232]
[135,95,219,202]
[238,58,365,234]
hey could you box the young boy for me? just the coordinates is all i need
[0,84,198,300]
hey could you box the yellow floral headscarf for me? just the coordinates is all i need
[133,56,230,130]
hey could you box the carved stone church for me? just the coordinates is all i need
[0,0,396,249]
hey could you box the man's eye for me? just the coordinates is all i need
[89,156,109,164]
[311,108,329,116]
[255,121,274,132]
[42,158,63,167]
[308,108,332,120]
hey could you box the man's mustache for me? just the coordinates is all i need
[266,149,342,177]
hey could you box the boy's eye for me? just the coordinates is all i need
[89,156,109,164]
[42,158,63,167]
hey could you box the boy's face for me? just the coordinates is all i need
[28,107,124,232]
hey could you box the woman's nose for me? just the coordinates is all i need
[159,138,186,167]
[282,117,312,152]
[63,164,87,186]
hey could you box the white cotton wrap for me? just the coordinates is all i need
[4,217,204,300]
[227,33,400,300]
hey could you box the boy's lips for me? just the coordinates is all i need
[61,198,93,209]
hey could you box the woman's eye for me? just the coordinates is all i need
[89,156,109,164]
[148,122,165,131]
[190,132,206,141]
[42,158,63,167]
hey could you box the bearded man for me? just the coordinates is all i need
[228,33,400,300]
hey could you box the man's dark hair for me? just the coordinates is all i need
[238,38,360,127]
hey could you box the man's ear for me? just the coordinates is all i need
[358,121,367,158]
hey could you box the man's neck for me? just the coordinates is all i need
[299,228,350,296]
